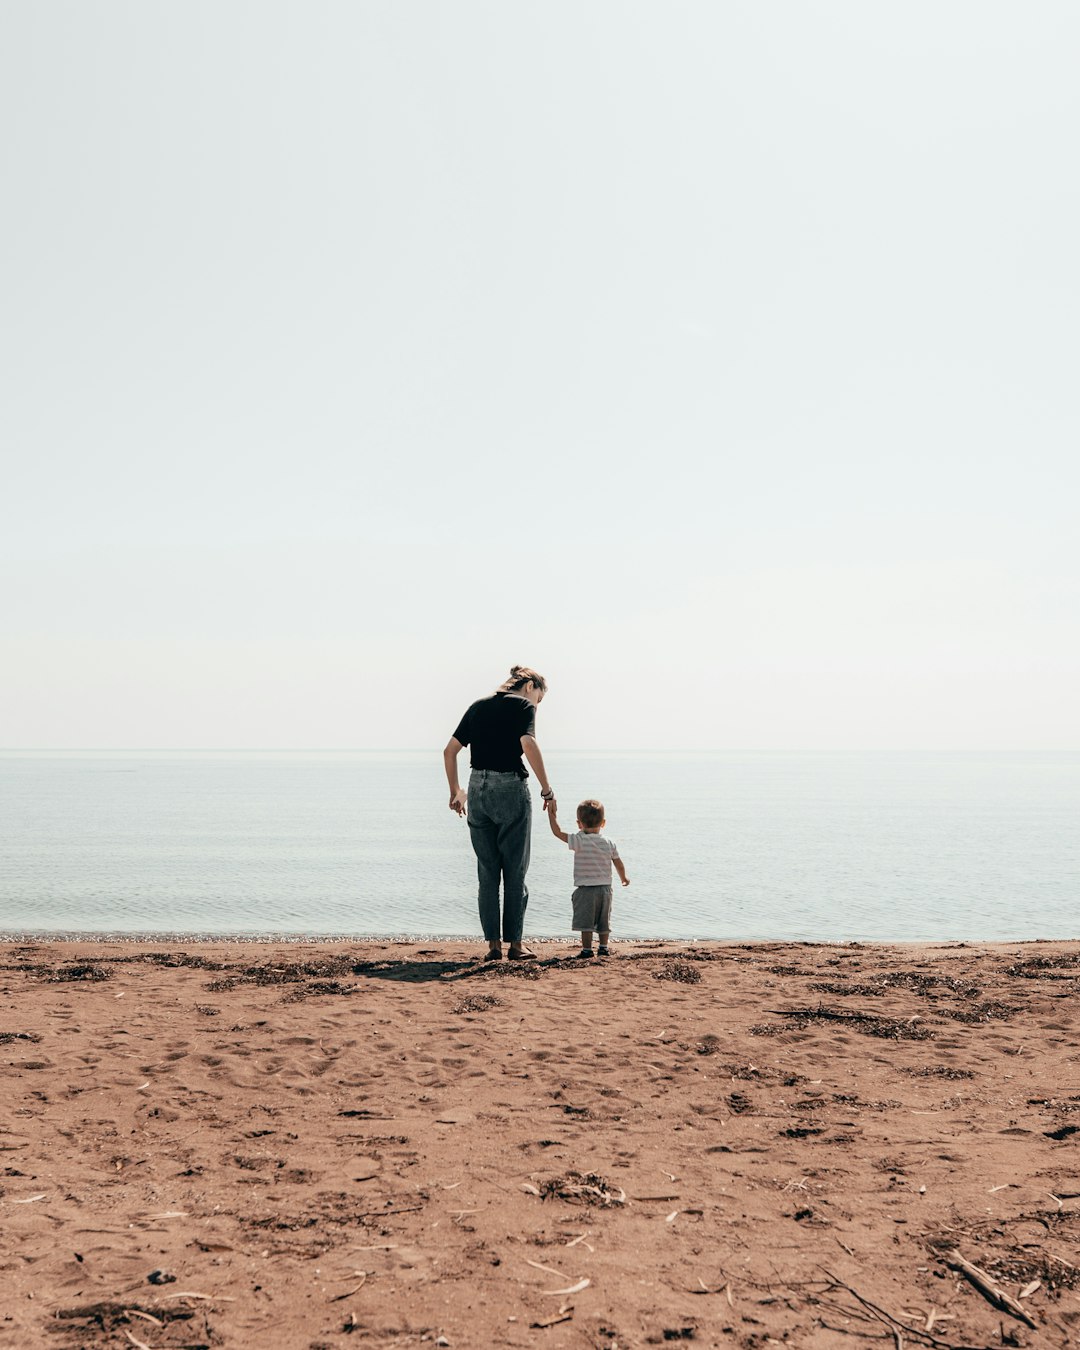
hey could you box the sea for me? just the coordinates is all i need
[0,750,1076,943]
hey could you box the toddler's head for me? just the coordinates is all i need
[577,799,605,831]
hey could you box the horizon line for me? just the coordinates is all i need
[1,746,1076,755]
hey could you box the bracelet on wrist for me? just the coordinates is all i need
[541,788,554,800]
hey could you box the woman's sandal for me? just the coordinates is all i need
[483,948,504,962]
[507,947,538,961]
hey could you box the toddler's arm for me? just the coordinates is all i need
[547,808,568,844]
[614,856,629,887]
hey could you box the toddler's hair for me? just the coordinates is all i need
[577,799,604,828]
[504,665,548,693]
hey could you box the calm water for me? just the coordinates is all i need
[0,751,1076,942]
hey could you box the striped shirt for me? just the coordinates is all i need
[567,830,619,885]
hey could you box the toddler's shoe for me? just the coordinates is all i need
[597,946,611,957]
[574,948,595,959]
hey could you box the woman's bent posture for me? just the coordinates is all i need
[443,666,556,961]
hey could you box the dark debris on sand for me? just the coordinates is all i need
[537,1171,627,1206]
[477,961,543,980]
[652,960,702,984]
[18,960,112,983]
[898,1063,975,1079]
[207,954,357,991]
[751,1004,934,1040]
[452,993,502,1014]
[51,1300,214,1348]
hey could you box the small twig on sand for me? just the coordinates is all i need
[543,1277,590,1296]
[531,1311,573,1328]
[123,1331,151,1350]
[161,1291,236,1302]
[945,1250,1037,1330]
[820,1270,971,1350]
[353,1204,424,1218]
[526,1259,571,1280]
[330,1273,367,1302]
[123,1310,164,1327]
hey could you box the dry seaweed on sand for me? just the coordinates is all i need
[809,980,887,997]
[478,960,543,980]
[1006,952,1080,979]
[136,950,224,969]
[0,1031,42,1044]
[8,959,112,982]
[52,1300,203,1333]
[652,960,701,984]
[878,968,981,998]
[898,1064,974,1079]
[205,954,357,992]
[279,978,357,1003]
[623,947,724,964]
[750,1004,933,1040]
[451,993,501,1014]
[537,1172,627,1206]
[941,998,1021,1023]
[26,960,112,982]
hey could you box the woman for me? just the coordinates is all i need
[443,665,556,961]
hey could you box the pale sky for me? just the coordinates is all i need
[2,2,1077,750]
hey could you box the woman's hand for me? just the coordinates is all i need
[449,789,467,816]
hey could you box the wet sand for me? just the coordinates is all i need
[2,938,1079,1348]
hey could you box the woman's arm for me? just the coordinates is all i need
[443,737,467,816]
[520,735,556,813]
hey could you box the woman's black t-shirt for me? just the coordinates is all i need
[452,693,536,778]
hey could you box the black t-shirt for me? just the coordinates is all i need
[452,693,536,778]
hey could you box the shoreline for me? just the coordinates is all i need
[4,937,1080,1346]
[0,930,1066,946]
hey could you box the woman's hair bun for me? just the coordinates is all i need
[504,665,548,693]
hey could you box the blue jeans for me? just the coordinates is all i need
[467,770,531,943]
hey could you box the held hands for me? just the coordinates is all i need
[541,790,557,815]
[449,789,467,817]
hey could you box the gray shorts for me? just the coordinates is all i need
[571,885,612,932]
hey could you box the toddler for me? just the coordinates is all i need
[547,798,629,958]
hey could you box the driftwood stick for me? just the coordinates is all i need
[945,1250,1037,1330]
[820,1269,989,1350]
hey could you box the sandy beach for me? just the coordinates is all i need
[2,939,1079,1348]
